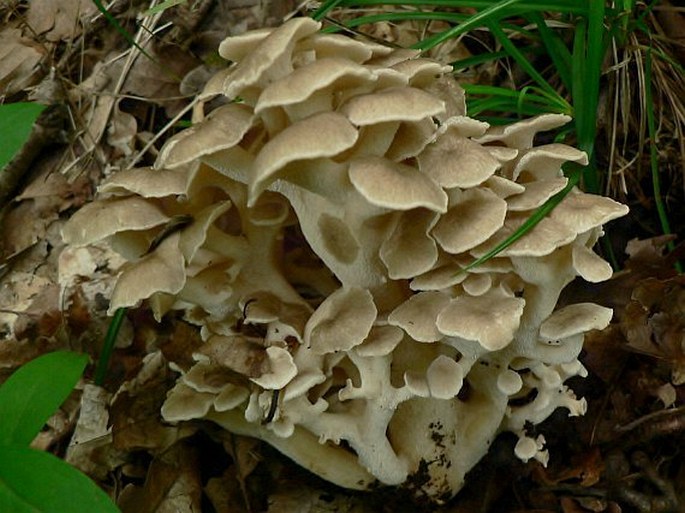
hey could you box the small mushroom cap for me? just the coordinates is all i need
[156,103,254,169]
[380,209,439,279]
[249,111,358,203]
[403,371,430,397]
[250,346,297,389]
[220,18,321,99]
[461,273,492,296]
[388,291,450,342]
[426,355,464,399]
[301,33,391,62]
[214,384,250,411]
[496,369,523,395]
[340,87,445,125]
[391,59,453,86]
[572,243,613,282]
[109,232,186,313]
[506,177,568,211]
[432,188,507,254]
[349,156,448,212]
[475,113,571,149]
[437,289,525,351]
[484,175,525,199]
[254,57,376,114]
[98,167,191,198]
[539,303,613,341]
[305,287,377,354]
[550,191,629,234]
[62,197,170,247]
[161,382,215,422]
[355,325,404,357]
[218,27,273,61]
[512,144,587,181]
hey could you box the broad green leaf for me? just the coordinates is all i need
[0,102,45,170]
[0,351,88,446]
[0,446,120,513]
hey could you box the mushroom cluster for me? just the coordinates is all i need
[62,18,628,503]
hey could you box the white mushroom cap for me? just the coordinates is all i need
[572,243,613,282]
[355,325,404,357]
[98,167,191,198]
[475,113,571,149]
[300,33,391,62]
[514,434,548,465]
[388,291,450,343]
[539,303,613,341]
[512,144,587,181]
[431,188,507,254]
[161,382,215,422]
[156,103,254,169]
[250,346,297,389]
[217,27,273,61]
[219,18,321,100]
[340,87,445,125]
[391,59,453,87]
[62,197,170,247]
[380,209,439,279]
[254,57,376,117]
[426,355,464,399]
[305,287,377,354]
[403,371,430,397]
[409,260,469,291]
[506,177,568,211]
[484,175,525,199]
[349,156,448,212]
[109,232,186,314]
[461,273,492,296]
[249,111,358,203]
[437,288,525,351]
[214,384,250,411]
[496,369,523,395]
[549,191,630,233]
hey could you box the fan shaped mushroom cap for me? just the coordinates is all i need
[391,59,453,85]
[156,104,254,169]
[475,113,571,149]
[255,57,376,115]
[389,291,450,343]
[506,177,568,211]
[427,356,464,399]
[539,303,613,341]
[355,325,404,357]
[512,144,587,181]
[349,156,448,212]
[432,188,507,254]
[497,369,523,395]
[219,18,321,100]
[437,289,525,351]
[62,197,170,247]
[341,87,445,125]
[161,382,215,422]
[98,167,191,198]
[550,191,630,233]
[249,111,358,203]
[305,287,377,354]
[380,209,439,279]
[301,33,391,62]
[217,27,273,61]
[109,232,186,314]
[572,243,613,282]
[250,346,297,389]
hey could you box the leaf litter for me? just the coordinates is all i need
[0,1,684,512]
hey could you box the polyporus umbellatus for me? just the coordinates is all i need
[62,17,628,503]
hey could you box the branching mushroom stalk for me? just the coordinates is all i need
[62,18,628,504]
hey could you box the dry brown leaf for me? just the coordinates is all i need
[0,27,45,96]
[26,0,98,42]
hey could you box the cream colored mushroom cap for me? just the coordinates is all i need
[305,287,377,354]
[388,291,450,343]
[432,188,507,254]
[427,356,464,399]
[62,197,170,247]
[340,87,445,125]
[161,382,215,422]
[156,103,254,169]
[550,192,630,233]
[539,303,613,341]
[437,290,525,351]
[349,156,448,212]
[98,167,191,198]
[250,346,297,389]
[249,111,358,203]
[475,113,571,149]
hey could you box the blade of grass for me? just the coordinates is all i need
[90,0,155,62]
[458,166,581,274]
[525,11,573,91]
[644,48,682,272]
[94,308,127,386]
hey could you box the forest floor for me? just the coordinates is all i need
[1,1,685,512]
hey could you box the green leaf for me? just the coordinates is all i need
[0,446,120,513]
[0,351,88,447]
[0,103,46,170]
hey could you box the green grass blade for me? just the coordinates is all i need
[315,0,589,15]
[94,308,127,386]
[90,0,155,62]
[525,11,573,90]
[142,0,187,17]
[458,167,581,274]
[311,0,345,20]
[0,352,88,447]
[0,103,46,170]
[411,0,527,52]
[644,48,682,272]
[0,446,120,513]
